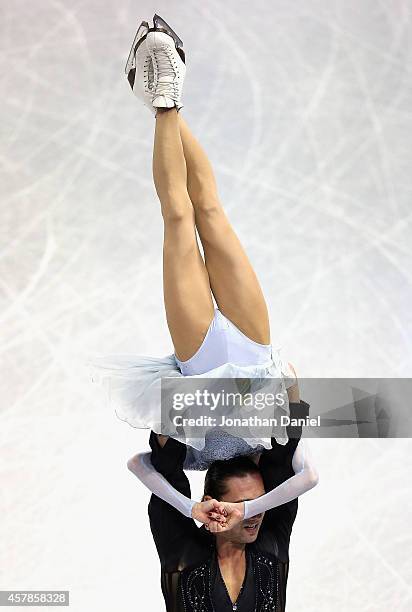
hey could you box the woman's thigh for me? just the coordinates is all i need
[162,211,215,361]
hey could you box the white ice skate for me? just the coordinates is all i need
[145,14,186,112]
[125,14,186,115]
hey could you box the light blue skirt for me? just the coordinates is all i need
[87,346,297,470]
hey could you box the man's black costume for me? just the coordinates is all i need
[148,399,310,611]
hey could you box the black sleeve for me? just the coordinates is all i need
[258,399,310,559]
[147,432,199,570]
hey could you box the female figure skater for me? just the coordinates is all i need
[88,15,319,611]
[89,13,300,468]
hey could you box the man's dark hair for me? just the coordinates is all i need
[204,455,261,500]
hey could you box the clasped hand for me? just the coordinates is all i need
[191,499,244,533]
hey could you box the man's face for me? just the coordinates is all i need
[216,473,266,544]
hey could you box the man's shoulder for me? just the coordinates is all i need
[159,526,214,574]
[252,523,289,564]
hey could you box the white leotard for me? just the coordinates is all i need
[174,308,272,375]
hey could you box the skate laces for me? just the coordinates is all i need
[147,57,155,91]
[151,45,178,98]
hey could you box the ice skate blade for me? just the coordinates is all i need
[124,20,149,75]
[153,13,183,49]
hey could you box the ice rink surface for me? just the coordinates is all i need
[1,0,412,610]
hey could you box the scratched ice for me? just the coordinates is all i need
[1,1,412,610]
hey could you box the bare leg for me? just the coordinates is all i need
[153,108,214,361]
[178,113,270,344]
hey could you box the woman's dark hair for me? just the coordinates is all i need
[203,455,261,500]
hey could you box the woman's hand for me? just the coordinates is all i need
[192,500,246,532]
[191,499,228,525]
[204,501,245,533]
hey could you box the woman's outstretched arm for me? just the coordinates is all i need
[206,439,319,534]
[128,452,196,517]
[127,438,318,529]
[127,450,226,524]
[242,438,318,519]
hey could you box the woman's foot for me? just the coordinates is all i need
[146,30,186,111]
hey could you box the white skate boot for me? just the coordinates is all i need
[124,21,156,116]
[145,17,186,112]
[124,14,186,115]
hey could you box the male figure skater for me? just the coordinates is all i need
[129,393,317,612]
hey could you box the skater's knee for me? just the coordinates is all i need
[161,193,194,224]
